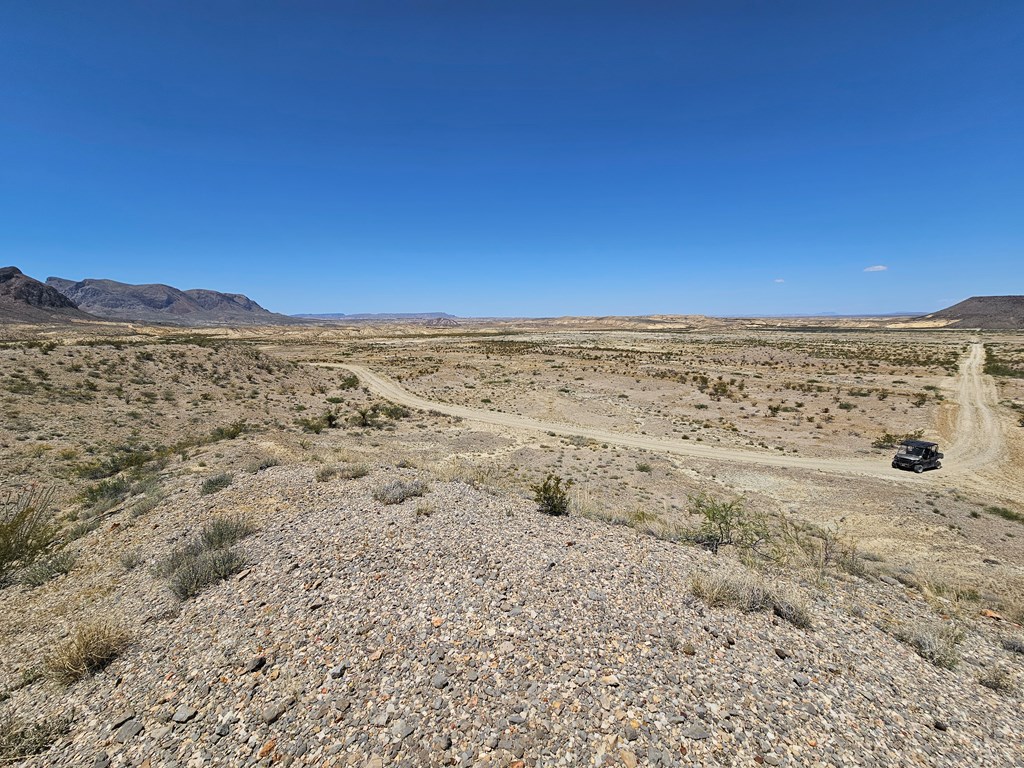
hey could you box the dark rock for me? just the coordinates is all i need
[113,719,144,743]
[680,724,711,740]
[171,705,198,724]
[263,698,294,725]
[245,656,267,673]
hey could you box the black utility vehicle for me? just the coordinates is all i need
[891,440,943,473]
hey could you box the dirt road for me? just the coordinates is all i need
[315,342,1005,485]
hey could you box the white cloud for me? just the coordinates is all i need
[773,278,785,283]
[863,265,888,272]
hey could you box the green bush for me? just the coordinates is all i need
[871,429,924,449]
[169,548,247,600]
[0,486,57,585]
[200,473,233,495]
[689,493,772,557]
[530,474,572,516]
[199,513,254,549]
[20,550,76,587]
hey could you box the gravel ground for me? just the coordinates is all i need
[3,465,1023,767]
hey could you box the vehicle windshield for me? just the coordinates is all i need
[898,445,925,456]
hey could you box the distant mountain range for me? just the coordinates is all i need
[919,296,1024,329]
[294,312,459,322]
[42,275,295,326]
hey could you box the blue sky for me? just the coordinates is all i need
[1,2,1021,317]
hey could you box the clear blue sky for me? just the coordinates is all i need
[1,2,1021,317]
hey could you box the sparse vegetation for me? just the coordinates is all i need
[156,513,255,600]
[45,620,132,683]
[530,473,572,516]
[0,711,73,761]
[690,569,812,629]
[373,479,428,505]
[871,429,924,449]
[200,472,233,495]
[20,549,76,587]
[0,485,56,585]
[688,493,772,558]
[977,666,1016,694]
[891,621,963,669]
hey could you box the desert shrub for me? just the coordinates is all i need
[208,420,247,441]
[119,549,144,570]
[130,492,164,518]
[316,465,339,482]
[78,477,131,511]
[337,463,370,480]
[156,513,255,600]
[20,550,76,587]
[45,620,132,683]
[168,548,247,600]
[199,513,254,549]
[978,666,1016,693]
[688,493,772,557]
[66,516,102,540]
[339,373,359,389]
[530,474,572,516]
[690,570,812,629]
[893,621,963,669]
[373,479,428,505]
[0,711,73,760]
[0,485,57,585]
[200,473,233,495]
[636,462,652,473]
[247,456,280,473]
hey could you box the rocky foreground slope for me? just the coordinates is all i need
[4,464,1023,768]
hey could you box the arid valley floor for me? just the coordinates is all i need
[1,319,1023,766]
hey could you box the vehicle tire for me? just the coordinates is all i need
[914,464,924,474]
[935,461,941,469]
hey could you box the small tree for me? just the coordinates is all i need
[530,474,572,516]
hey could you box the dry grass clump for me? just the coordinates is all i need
[690,569,813,629]
[433,457,512,493]
[337,463,370,480]
[0,711,73,760]
[977,666,1016,694]
[373,479,428,505]
[891,620,964,669]
[45,620,132,683]
[199,513,254,550]
[316,465,339,482]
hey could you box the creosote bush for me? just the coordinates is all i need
[530,474,572,516]
[689,493,772,558]
[45,620,132,683]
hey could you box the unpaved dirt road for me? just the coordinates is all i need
[315,342,1010,488]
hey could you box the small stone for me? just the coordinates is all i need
[391,720,414,740]
[365,756,384,768]
[113,719,144,743]
[792,674,810,687]
[171,705,198,724]
[680,724,711,740]
[774,648,790,660]
[600,674,620,686]
[764,755,781,766]
[215,722,231,737]
[92,754,111,768]
[109,711,135,730]
[431,672,449,689]
[620,750,638,768]
[245,656,267,673]
[329,663,347,679]
[263,698,293,725]
[509,713,527,724]
[934,720,949,731]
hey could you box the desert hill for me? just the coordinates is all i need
[46,276,295,326]
[920,296,1024,329]
[0,267,97,323]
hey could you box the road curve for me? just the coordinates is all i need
[312,361,983,483]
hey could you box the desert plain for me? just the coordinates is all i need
[1,317,1023,766]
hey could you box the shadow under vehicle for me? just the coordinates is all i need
[892,440,943,473]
